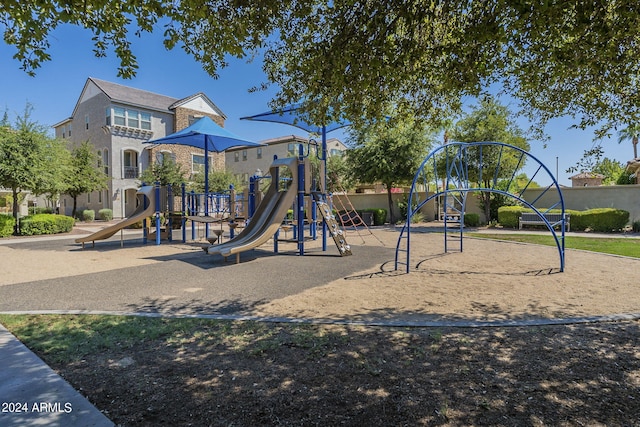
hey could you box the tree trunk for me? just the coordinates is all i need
[633,137,638,159]
[387,186,395,225]
[12,188,19,235]
[72,196,78,219]
[482,185,491,223]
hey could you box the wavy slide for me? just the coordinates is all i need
[75,186,156,248]
[207,157,298,262]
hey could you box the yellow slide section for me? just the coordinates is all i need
[75,186,156,247]
[207,157,298,262]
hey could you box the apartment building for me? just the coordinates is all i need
[54,77,226,218]
[225,134,347,184]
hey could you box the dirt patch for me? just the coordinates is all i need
[51,320,640,426]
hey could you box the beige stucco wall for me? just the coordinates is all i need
[331,192,485,223]
[334,186,640,225]
[522,185,640,223]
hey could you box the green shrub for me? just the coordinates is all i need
[497,206,526,228]
[633,220,640,233]
[360,208,387,225]
[577,208,629,232]
[0,214,15,237]
[19,214,74,236]
[98,209,113,221]
[82,209,95,222]
[464,213,480,227]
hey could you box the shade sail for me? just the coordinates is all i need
[240,104,350,135]
[146,116,263,152]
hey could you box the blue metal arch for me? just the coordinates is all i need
[394,142,567,273]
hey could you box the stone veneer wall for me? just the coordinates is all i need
[147,107,225,177]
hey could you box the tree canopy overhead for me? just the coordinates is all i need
[3,1,640,132]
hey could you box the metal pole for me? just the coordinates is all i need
[298,144,305,255]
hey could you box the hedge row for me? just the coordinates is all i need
[0,214,15,237]
[498,206,630,232]
[18,214,75,236]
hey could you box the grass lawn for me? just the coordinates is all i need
[467,232,640,258]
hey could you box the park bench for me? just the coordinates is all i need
[519,212,570,231]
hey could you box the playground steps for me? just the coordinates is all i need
[312,193,352,256]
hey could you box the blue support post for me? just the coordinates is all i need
[190,191,196,241]
[248,176,257,218]
[142,184,148,244]
[311,198,317,240]
[155,182,161,245]
[321,126,327,251]
[167,184,173,242]
[181,183,186,243]
[297,144,305,255]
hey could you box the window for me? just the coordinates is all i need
[98,190,102,203]
[103,149,109,175]
[288,143,296,155]
[257,148,262,159]
[87,192,91,203]
[189,115,203,126]
[108,107,151,130]
[140,112,151,130]
[105,108,111,125]
[234,152,239,162]
[156,151,175,165]
[113,107,126,126]
[127,109,139,128]
[97,150,102,168]
[123,150,139,178]
[192,154,212,174]
[242,150,247,161]
[85,115,89,130]
[68,124,72,137]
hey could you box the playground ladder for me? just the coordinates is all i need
[442,191,464,253]
[312,193,352,256]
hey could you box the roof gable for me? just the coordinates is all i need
[89,77,179,112]
[169,93,227,119]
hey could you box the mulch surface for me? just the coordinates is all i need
[50,320,640,426]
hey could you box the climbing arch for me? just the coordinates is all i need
[394,142,567,273]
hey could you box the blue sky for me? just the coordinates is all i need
[0,23,635,187]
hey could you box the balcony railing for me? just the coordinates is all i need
[124,166,139,179]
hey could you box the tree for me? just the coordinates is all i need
[190,169,243,194]
[32,138,72,209]
[568,146,627,185]
[139,156,187,188]
[0,104,57,233]
[450,96,530,221]
[4,2,640,133]
[617,124,639,159]
[593,158,626,185]
[65,141,109,218]
[346,117,434,224]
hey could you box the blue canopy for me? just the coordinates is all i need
[147,116,262,152]
[240,104,351,135]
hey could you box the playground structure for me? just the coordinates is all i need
[76,142,353,262]
[394,141,567,272]
[205,145,352,262]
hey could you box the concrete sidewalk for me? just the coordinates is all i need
[0,324,114,427]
